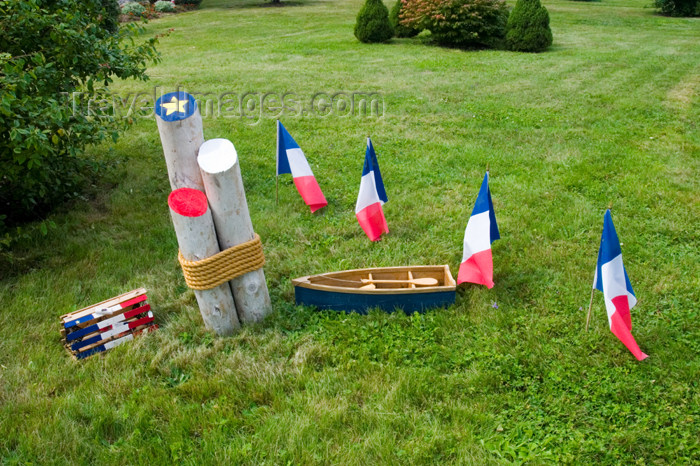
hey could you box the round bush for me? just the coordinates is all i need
[505,0,553,52]
[154,0,176,12]
[390,0,420,38]
[402,0,509,48]
[654,0,699,16]
[121,1,146,15]
[354,0,394,43]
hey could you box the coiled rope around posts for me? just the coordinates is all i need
[178,234,265,290]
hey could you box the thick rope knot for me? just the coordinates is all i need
[178,234,265,290]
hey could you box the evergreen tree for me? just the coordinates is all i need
[505,0,553,52]
[354,0,394,43]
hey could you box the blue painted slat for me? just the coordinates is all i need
[76,345,106,360]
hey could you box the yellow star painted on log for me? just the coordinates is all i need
[162,96,188,115]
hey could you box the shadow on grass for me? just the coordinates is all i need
[0,250,44,281]
[0,173,120,281]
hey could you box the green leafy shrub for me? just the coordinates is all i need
[354,0,394,43]
[401,0,510,48]
[101,0,121,33]
[155,0,176,12]
[390,0,420,38]
[173,0,203,6]
[121,1,147,15]
[0,0,158,239]
[654,0,699,16]
[505,0,553,52]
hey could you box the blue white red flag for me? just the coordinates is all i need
[593,210,648,361]
[355,137,388,241]
[458,172,500,288]
[276,121,327,212]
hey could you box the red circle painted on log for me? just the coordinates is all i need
[168,188,208,217]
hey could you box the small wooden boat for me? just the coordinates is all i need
[292,265,456,313]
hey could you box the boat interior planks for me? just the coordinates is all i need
[292,265,457,313]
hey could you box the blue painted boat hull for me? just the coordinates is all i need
[294,286,456,314]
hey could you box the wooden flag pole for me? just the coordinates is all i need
[276,120,280,207]
[585,287,595,331]
[198,139,272,324]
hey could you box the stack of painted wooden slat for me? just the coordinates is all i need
[60,288,157,360]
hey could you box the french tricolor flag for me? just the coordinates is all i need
[276,120,327,212]
[458,172,500,288]
[355,137,388,241]
[593,210,648,361]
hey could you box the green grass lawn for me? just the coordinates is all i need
[1,0,699,462]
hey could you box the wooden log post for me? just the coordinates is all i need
[168,188,241,335]
[197,139,272,324]
[155,91,205,191]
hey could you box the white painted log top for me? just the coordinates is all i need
[198,139,237,174]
